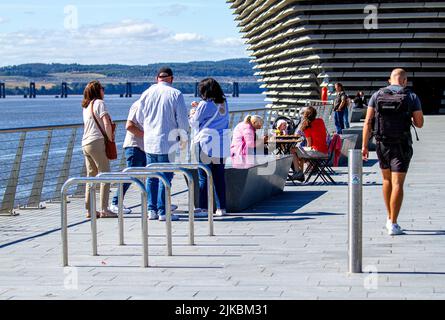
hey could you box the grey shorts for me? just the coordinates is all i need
[376,142,413,173]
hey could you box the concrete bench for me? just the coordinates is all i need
[191,155,293,213]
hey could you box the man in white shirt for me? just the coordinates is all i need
[135,67,189,221]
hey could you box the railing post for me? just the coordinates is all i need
[73,160,87,198]
[0,132,26,216]
[348,149,363,274]
[90,185,98,256]
[53,128,77,200]
[118,183,125,245]
[25,130,53,209]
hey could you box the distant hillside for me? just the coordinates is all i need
[0,59,255,79]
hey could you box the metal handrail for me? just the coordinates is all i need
[61,177,149,268]
[97,171,173,256]
[122,167,196,245]
[146,163,215,236]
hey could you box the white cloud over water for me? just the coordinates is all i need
[0,18,248,66]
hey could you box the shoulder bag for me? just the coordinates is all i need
[90,99,117,160]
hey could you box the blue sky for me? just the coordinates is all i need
[0,0,249,66]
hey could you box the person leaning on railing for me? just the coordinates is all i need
[81,81,117,219]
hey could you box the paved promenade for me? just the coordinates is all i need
[0,115,444,300]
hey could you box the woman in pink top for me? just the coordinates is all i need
[230,115,264,167]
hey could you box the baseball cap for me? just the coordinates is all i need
[157,67,173,78]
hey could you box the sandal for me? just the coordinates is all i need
[100,210,118,219]
[86,211,101,219]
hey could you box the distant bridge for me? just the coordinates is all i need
[0,81,244,99]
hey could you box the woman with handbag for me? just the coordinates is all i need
[81,81,117,219]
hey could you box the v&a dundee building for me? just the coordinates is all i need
[227,0,445,114]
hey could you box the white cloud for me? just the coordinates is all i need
[93,20,167,39]
[171,33,204,42]
[0,19,248,66]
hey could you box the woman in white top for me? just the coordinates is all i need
[81,81,116,219]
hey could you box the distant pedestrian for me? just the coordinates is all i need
[81,81,117,219]
[190,78,230,217]
[135,67,189,222]
[333,83,348,134]
[362,68,424,236]
[354,91,367,109]
[110,100,146,214]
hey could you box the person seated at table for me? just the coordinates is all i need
[275,119,288,136]
[290,106,328,182]
[230,115,265,167]
[301,106,328,155]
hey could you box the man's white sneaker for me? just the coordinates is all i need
[215,209,227,217]
[110,205,132,215]
[148,210,158,220]
[159,214,180,222]
[388,224,404,236]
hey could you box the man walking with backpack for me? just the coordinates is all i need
[362,69,424,236]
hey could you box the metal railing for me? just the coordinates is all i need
[61,176,150,267]
[0,102,336,216]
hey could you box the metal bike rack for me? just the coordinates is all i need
[61,177,149,268]
[122,167,196,245]
[146,163,215,237]
[98,171,174,256]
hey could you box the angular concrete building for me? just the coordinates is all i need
[227,0,445,114]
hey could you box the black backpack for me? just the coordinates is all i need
[373,87,416,144]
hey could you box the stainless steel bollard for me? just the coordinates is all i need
[348,149,363,274]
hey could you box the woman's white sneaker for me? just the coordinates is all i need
[388,224,404,236]
[215,209,227,217]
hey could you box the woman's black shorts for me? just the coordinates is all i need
[376,141,413,173]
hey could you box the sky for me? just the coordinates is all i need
[0,0,250,66]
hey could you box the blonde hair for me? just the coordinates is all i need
[244,115,264,127]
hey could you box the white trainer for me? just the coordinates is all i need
[159,214,180,222]
[386,219,392,231]
[215,209,227,217]
[110,205,132,215]
[388,224,404,236]
[148,210,158,220]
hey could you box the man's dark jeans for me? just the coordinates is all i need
[112,147,146,206]
[146,153,174,217]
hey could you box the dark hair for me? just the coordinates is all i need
[198,78,226,105]
[301,106,317,131]
[82,81,103,108]
[335,83,344,91]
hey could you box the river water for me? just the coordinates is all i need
[0,94,266,129]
